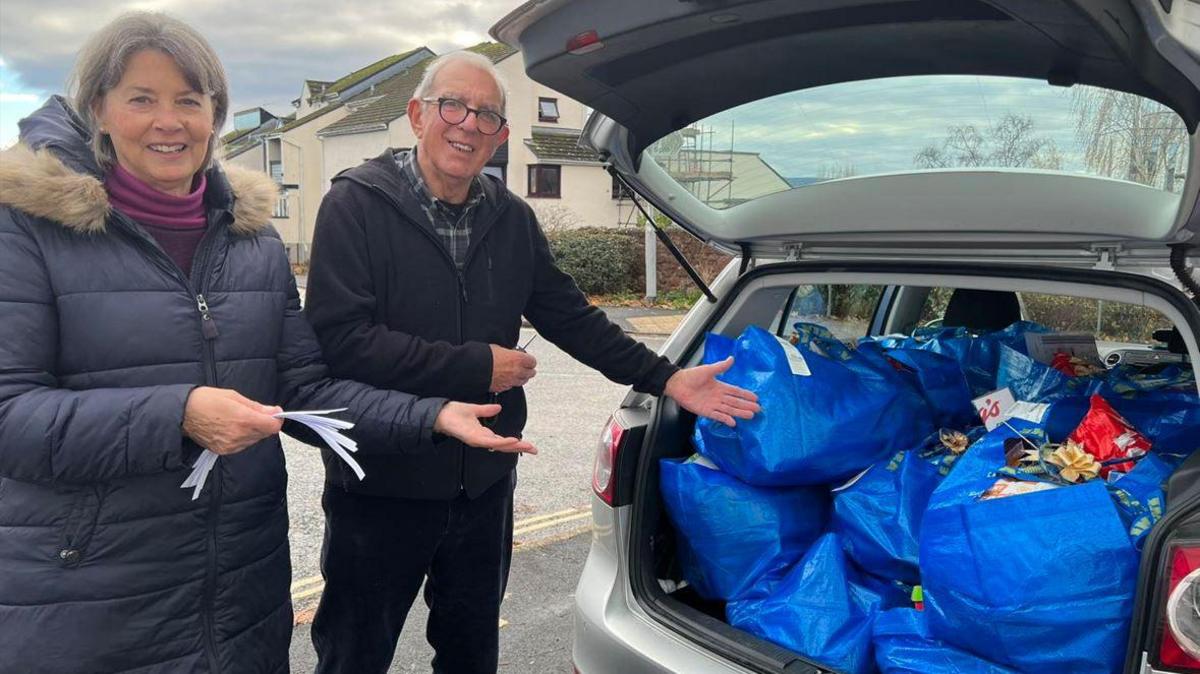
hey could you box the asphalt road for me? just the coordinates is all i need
[284,328,665,672]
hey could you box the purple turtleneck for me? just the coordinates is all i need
[105,164,208,277]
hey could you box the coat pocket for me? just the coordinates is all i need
[57,485,105,569]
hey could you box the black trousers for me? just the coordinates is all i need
[311,470,515,674]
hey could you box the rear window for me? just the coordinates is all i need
[917,287,1174,346]
[647,75,1189,210]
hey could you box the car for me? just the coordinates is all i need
[492,1,1200,672]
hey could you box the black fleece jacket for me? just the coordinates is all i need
[306,148,679,499]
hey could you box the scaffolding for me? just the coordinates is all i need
[665,125,734,206]
[614,121,739,226]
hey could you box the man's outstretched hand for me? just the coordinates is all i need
[434,402,537,454]
[663,357,760,427]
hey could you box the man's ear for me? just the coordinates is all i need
[495,123,510,145]
[407,98,425,139]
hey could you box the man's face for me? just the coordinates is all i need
[409,61,509,189]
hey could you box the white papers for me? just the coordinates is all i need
[180,408,363,500]
[277,408,364,482]
[180,448,219,501]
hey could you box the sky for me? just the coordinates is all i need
[0,2,1184,180]
[680,76,1088,179]
[0,0,522,147]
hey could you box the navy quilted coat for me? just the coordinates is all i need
[0,98,447,673]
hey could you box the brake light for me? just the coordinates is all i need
[592,416,625,505]
[566,30,604,55]
[1160,543,1200,671]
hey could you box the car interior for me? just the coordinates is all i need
[624,263,1200,673]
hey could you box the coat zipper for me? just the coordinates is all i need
[357,179,506,493]
[110,211,226,674]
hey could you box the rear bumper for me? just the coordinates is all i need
[571,499,751,674]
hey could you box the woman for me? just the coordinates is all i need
[0,12,532,673]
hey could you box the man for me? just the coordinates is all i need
[305,51,760,674]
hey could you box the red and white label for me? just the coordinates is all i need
[973,387,1017,431]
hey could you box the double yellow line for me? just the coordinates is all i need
[289,507,593,604]
[512,506,591,537]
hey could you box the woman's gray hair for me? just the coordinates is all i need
[68,11,229,171]
[412,51,508,114]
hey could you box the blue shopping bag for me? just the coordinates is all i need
[874,609,1017,674]
[1047,394,1200,455]
[906,321,1052,397]
[831,449,944,585]
[694,325,934,486]
[995,344,1104,403]
[659,456,828,601]
[920,425,1139,673]
[1109,452,1174,548]
[727,533,879,674]
[855,344,975,429]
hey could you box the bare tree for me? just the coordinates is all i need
[1071,87,1187,192]
[817,161,859,180]
[914,113,1061,170]
[533,203,583,233]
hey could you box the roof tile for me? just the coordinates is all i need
[525,130,601,163]
[319,43,517,137]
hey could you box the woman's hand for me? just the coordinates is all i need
[434,403,537,454]
[182,387,283,456]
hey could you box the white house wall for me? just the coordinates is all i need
[321,129,390,188]
[223,142,265,172]
[280,105,352,250]
[526,164,622,230]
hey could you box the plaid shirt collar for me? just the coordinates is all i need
[395,147,485,212]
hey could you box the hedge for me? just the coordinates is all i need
[546,227,642,295]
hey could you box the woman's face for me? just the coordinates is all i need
[95,49,214,196]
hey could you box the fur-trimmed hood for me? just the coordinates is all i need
[0,96,276,235]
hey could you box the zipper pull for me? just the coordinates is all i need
[457,271,469,304]
[196,294,219,339]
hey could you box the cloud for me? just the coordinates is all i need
[0,60,48,148]
[688,76,1096,177]
[0,92,41,103]
[0,0,515,129]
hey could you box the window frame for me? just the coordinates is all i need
[538,97,560,123]
[528,164,562,199]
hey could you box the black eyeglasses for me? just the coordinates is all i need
[421,97,507,136]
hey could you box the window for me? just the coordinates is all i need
[528,165,561,198]
[272,190,289,219]
[916,287,1173,346]
[777,284,886,342]
[612,174,634,199]
[482,165,507,185]
[538,97,560,123]
[268,160,283,184]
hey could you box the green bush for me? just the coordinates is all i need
[822,284,884,320]
[546,227,640,295]
[1021,292,1169,343]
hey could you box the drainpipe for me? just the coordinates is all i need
[278,136,306,263]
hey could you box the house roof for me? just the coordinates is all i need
[524,129,601,163]
[318,42,518,138]
[275,96,351,134]
[222,139,261,160]
[221,127,254,144]
[326,48,423,96]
